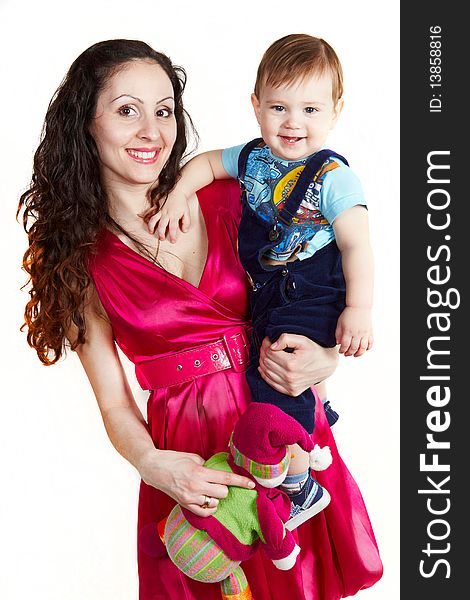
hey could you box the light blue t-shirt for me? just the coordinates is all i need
[222,143,366,261]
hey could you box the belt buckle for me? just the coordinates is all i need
[223,328,249,373]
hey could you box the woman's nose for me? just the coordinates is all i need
[137,114,160,141]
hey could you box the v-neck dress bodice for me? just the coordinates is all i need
[89,180,382,600]
[90,182,250,363]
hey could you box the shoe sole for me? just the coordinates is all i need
[285,488,331,531]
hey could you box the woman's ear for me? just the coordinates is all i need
[251,93,261,125]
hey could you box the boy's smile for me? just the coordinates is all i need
[251,71,343,162]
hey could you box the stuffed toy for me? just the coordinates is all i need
[157,403,332,600]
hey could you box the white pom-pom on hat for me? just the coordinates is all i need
[309,444,333,471]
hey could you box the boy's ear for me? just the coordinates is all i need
[331,97,344,128]
[251,93,261,125]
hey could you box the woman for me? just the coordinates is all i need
[18,39,382,599]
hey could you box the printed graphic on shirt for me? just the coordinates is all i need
[243,145,340,261]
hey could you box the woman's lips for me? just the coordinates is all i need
[126,148,160,164]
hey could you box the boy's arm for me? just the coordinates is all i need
[333,205,374,357]
[175,150,230,198]
[150,150,230,241]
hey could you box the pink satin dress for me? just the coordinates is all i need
[89,180,383,599]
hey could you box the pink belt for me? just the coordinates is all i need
[135,326,250,390]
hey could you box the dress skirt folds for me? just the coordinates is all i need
[89,180,383,599]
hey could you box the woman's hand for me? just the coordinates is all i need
[139,448,255,517]
[258,333,339,396]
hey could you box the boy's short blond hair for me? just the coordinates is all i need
[254,34,344,105]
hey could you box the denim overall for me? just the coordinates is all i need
[237,139,347,433]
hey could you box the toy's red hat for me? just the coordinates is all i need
[229,403,332,487]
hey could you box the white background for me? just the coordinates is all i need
[0,0,399,598]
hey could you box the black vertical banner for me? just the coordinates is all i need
[401,4,466,598]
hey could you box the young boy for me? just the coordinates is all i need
[149,34,374,528]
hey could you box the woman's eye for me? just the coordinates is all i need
[305,107,318,114]
[118,105,137,117]
[156,107,173,118]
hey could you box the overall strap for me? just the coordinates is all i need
[237,137,264,183]
[277,149,349,225]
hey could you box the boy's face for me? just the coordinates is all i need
[251,70,343,161]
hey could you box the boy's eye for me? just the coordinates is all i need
[271,105,285,112]
[156,107,173,118]
[304,107,318,114]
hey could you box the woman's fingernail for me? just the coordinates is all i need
[248,481,255,488]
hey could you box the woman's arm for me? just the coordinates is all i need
[71,293,254,517]
[258,334,339,397]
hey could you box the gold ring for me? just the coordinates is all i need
[201,495,211,509]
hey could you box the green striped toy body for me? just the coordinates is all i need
[164,504,240,583]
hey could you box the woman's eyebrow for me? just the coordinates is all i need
[111,94,174,104]
[156,96,175,104]
[112,94,143,103]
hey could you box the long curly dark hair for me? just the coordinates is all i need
[18,39,197,365]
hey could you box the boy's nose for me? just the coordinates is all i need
[282,115,301,129]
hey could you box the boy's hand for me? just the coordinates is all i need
[147,191,191,243]
[335,307,373,357]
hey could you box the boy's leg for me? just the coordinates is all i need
[315,381,327,402]
[315,380,340,428]
[246,360,331,529]
[287,443,310,475]
[245,359,316,433]
[246,314,333,527]
[280,443,331,530]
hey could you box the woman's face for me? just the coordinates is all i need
[90,60,177,193]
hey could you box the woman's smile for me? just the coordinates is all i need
[126,147,160,163]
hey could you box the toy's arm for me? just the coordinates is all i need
[272,543,301,570]
[256,490,300,569]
